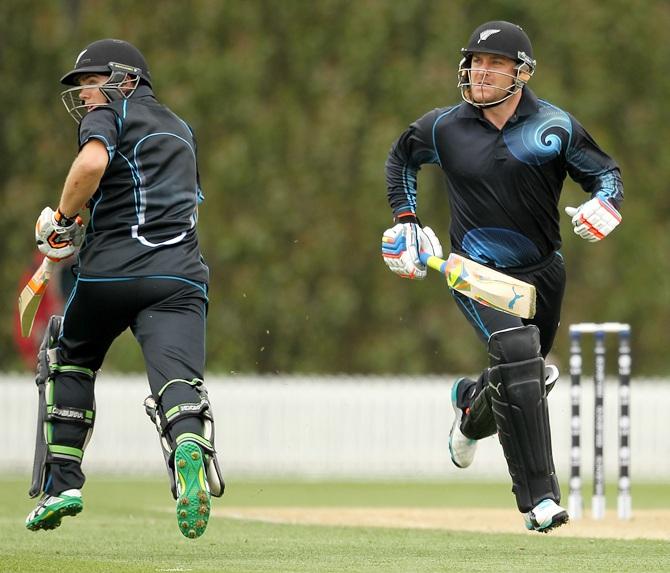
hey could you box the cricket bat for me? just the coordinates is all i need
[18,257,56,337]
[419,252,536,319]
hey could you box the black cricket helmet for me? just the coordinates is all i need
[458,21,536,108]
[60,39,151,123]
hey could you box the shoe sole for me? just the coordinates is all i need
[175,442,211,539]
[545,365,559,395]
[449,378,474,469]
[449,381,463,468]
[26,499,83,531]
[526,510,570,533]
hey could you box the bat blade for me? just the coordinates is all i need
[420,252,536,319]
[18,258,55,337]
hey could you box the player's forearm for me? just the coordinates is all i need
[385,145,419,216]
[594,168,624,211]
[385,122,439,217]
[58,140,108,217]
[59,165,100,217]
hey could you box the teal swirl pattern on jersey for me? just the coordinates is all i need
[462,227,541,268]
[504,102,572,165]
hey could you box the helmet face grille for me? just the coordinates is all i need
[457,57,534,109]
[60,74,140,123]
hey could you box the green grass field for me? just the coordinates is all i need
[2,478,669,573]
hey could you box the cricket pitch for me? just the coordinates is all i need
[216,507,670,540]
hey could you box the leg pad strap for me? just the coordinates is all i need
[144,378,225,499]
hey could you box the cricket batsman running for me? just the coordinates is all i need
[25,39,224,538]
[381,21,623,531]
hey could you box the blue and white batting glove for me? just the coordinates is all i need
[381,222,443,279]
[35,207,85,261]
[565,195,621,242]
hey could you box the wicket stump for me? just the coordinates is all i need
[568,322,631,520]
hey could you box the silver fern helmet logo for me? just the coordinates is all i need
[478,29,501,43]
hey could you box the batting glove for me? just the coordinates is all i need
[565,196,621,242]
[381,222,443,279]
[35,207,85,261]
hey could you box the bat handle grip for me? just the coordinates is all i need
[42,257,57,276]
[419,252,449,275]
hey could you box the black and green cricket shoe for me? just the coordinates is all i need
[175,441,211,539]
[26,489,83,531]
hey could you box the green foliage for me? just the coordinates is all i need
[2,0,669,374]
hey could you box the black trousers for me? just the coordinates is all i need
[452,252,566,359]
[46,277,208,495]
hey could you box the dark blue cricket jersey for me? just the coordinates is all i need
[385,88,623,269]
[75,85,208,283]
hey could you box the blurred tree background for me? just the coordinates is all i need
[2,0,669,375]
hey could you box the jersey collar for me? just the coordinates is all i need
[130,84,157,100]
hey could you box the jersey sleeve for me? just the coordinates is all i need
[385,109,443,218]
[78,107,120,164]
[566,115,624,210]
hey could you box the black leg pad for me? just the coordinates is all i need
[29,316,63,498]
[489,356,561,512]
